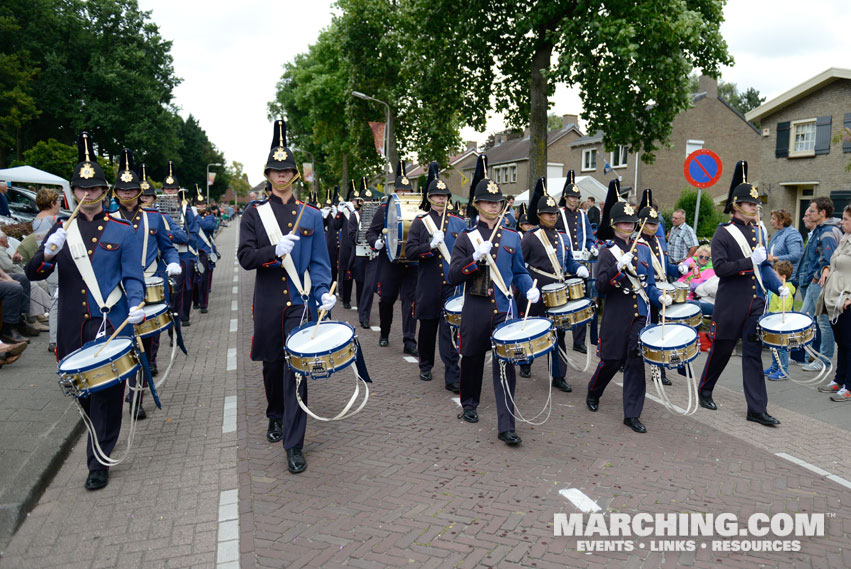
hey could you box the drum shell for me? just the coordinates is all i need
[758,313,815,349]
[491,318,556,364]
[134,304,173,339]
[57,341,140,398]
[672,282,689,303]
[541,284,568,308]
[385,194,423,263]
[546,299,595,330]
[443,295,464,329]
[565,278,585,300]
[285,321,358,378]
[664,304,703,329]
[144,277,166,304]
[639,324,699,369]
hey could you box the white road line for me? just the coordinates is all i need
[233,266,238,273]
[233,275,239,282]
[229,319,238,333]
[403,356,418,363]
[232,286,238,294]
[217,488,240,568]
[226,348,237,371]
[775,452,851,489]
[231,300,238,311]
[222,396,237,434]
[370,326,380,332]
[559,488,602,513]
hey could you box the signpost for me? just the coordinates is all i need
[683,149,723,231]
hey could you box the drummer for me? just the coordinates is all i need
[25,131,146,490]
[237,119,334,474]
[110,150,182,417]
[555,170,596,354]
[161,162,200,328]
[366,161,418,355]
[586,179,669,434]
[519,177,589,392]
[336,183,356,310]
[448,154,538,446]
[696,160,786,426]
[405,162,466,391]
[350,178,379,329]
[192,187,218,315]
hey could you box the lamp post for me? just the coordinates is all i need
[206,162,223,205]
[351,91,392,175]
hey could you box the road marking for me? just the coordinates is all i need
[775,452,851,489]
[233,266,238,273]
[226,348,237,371]
[217,488,240,567]
[403,356,418,363]
[559,488,602,513]
[370,326,380,332]
[230,319,238,333]
[232,286,238,294]
[233,275,238,282]
[222,396,237,434]
[232,300,238,311]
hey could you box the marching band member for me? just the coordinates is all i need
[192,187,218,314]
[322,187,341,285]
[519,177,589,392]
[448,155,537,446]
[160,162,199,327]
[587,179,667,434]
[25,132,146,490]
[697,161,785,426]
[405,162,465,391]
[238,120,333,473]
[366,161,418,355]
[351,179,379,329]
[337,184,357,310]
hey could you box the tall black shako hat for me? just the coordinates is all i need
[598,179,637,241]
[114,148,141,191]
[527,177,558,226]
[559,169,580,206]
[72,131,109,189]
[637,188,660,225]
[516,202,529,226]
[194,184,206,206]
[137,163,156,197]
[346,180,358,202]
[724,160,758,214]
[265,119,298,173]
[420,161,450,211]
[394,160,413,193]
[466,154,503,219]
[360,177,378,201]
[327,185,342,206]
[162,160,180,190]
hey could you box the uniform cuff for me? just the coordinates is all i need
[461,260,478,274]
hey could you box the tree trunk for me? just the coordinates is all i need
[341,151,349,195]
[386,110,397,187]
[527,33,553,193]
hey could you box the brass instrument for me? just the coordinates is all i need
[355,201,381,258]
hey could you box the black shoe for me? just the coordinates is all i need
[361,321,370,329]
[128,400,147,420]
[150,363,158,377]
[266,419,282,443]
[699,395,717,410]
[519,365,531,378]
[286,448,307,474]
[746,412,780,427]
[460,409,478,423]
[419,370,432,381]
[379,337,389,347]
[586,396,599,412]
[193,303,200,310]
[623,417,647,433]
[404,345,419,357]
[445,382,460,394]
[85,469,109,490]
[181,320,190,327]
[1,327,27,344]
[498,430,522,445]
[573,344,587,354]
[17,321,41,337]
[343,302,352,310]
[47,342,56,353]
[661,376,672,386]
[552,377,572,392]
[200,307,208,314]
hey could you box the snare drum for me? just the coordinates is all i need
[639,324,699,369]
[672,282,690,303]
[663,302,703,329]
[546,298,595,329]
[657,282,675,300]
[134,303,173,339]
[491,318,555,364]
[758,312,815,349]
[57,338,140,398]
[541,283,568,308]
[565,278,585,300]
[144,276,166,304]
[285,321,358,379]
[443,295,463,329]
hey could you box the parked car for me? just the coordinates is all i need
[5,186,71,223]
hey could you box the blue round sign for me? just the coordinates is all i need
[683,149,723,188]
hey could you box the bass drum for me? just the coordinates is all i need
[385,194,424,262]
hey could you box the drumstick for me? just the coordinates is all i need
[279,203,307,260]
[661,292,666,341]
[521,279,538,332]
[48,192,89,254]
[756,206,763,248]
[627,219,648,256]
[311,281,338,339]
[94,301,146,357]
[488,203,511,242]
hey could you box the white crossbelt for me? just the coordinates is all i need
[66,220,123,312]
[468,229,510,297]
[533,227,564,281]
[559,207,588,254]
[609,244,651,306]
[257,202,311,297]
[421,213,451,264]
[639,236,667,282]
[723,223,766,294]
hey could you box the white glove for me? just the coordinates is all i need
[166,262,182,276]
[660,293,673,307]
[321,206,331,219]
[429,229,444,249]
[526,286,541,304]
[373,237,385,250]
[778,286,790,299]
[330,205,337,217]
[590,246,599,257]
[576,265,590,279]
[275,234,300,257]
[616,252,634,271]
[678,262,690,275]
[320,292,336,311]
[127,306,145,324]
[472,240,493,261]
[341,202,354,213]
[44,228,67,255]
[751,245,767,265]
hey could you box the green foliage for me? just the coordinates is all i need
[14,139,77,180]
[672,188,726,238]
[688,72,766,117]
[1,221,33,240]
[547,113,564,131]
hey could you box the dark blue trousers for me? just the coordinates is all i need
[262,306,308,450]
[587,319,645,418]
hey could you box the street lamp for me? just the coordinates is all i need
[206,162,223,204]
[351,91,392,174]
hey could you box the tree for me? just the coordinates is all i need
[13,138,77,180]
[689,72,766,116]
[547,113,564,131]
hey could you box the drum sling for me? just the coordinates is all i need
[723,223,766,295]
[467,229,510,299]
[609,244,651,309]
[256,202,312,301]
[422,213,452,264]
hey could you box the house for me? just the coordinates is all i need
[406,142,480,199]
[745,67,851,231]
[568,76,761,208]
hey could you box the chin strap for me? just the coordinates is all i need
[266,171,302,191]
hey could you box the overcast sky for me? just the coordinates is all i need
[138,0,851,187]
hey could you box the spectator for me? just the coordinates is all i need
[764,261,796,380]
[798,197,842,372]
[0,181,10,217]
[767,208,804,274]
[0,231,49,330]
[816,204,851,400]
[33,188,63,240]
[504,195,517,228]
[668,208,698,264]
[586,196,601,229]
[679,245,716,316]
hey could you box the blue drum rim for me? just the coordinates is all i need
[57,339,135,375]
[757,311,813,335]
[385,194,404,263]
[545,300,592,316]
[492,317,556,362]
[639,324,698,351]
[285,320,357,359]
[443,294,464,313]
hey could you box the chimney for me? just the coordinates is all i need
[698,75,718,99]
[562,114,578,127]
[466,140,477,151]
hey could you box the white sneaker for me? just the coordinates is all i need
[801,360,825,372]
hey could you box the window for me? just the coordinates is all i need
[790,118,816,157]
[582,148,596,171]
[610,145,628,168]
[511,166,517,183]
[686,139,704,156]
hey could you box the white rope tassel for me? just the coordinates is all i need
[560,323,592,372]
[294,367,369,422]
[155,336,179,390]
[499,359,552,426]
[650,363,698,416]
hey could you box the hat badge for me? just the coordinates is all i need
[486,180,498,194]
[165,176,174,184]
[401,176,409,185]
[80,163,95,180]
[273,147,288,161]
[546,196,556,207]
[141,181,150,190]
[624,204,634,215]
[120,170,134,183]
[365,189,372,197]
[437,180,446,190]
[749,187,758,199]
[649,209,658,218]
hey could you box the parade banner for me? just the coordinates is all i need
[368,122,386,157]
[303,163,314,183]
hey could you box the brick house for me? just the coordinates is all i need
[407,142,480,199]
[745,67,851,232]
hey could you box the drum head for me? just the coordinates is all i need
[385,195,403,262]
[287,321,355,354]
[493,318,551,341]
[541,283,564,292]
[145,276,164,286]
[548,298,591,314]
[760,312,813,332]
[565,278,582,286]
[673,282,689,290]
[143,303,169,318]
[640,324,697,348]
[665,303,700,318]
[657,282,674,292]
[445,295,464,312]
[59,338,133,372]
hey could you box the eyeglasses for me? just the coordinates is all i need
[698,255,710,260]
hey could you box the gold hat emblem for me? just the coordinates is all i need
[80,163,95,180]
[120,171,134,183]
[165,176,174,184]
[273,147,288,161]
[486,180,498,194]
[749,187,758,199]
[401,176,409,185]
[546,196,556,207]
[365,189,372,197]
[624,204,634,215]
[437,180,446,190]
[141,181,150,190]
[649,209,658,218]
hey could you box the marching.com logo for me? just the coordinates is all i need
[554,512,827,552]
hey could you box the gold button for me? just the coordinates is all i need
[752,285,756,290]
[84,313,90,319]
[133,224,138,229]
[633,304,638,308]
[634,313,639,317]
[81,289,86,294]
[288,223,293,227]
[292,210,297,215]
[286,301,292,306]
[493,309,498,314]
[97,226,103,230]
[283,289,288,294]
[442,280,446,284]
[87,249,92,255]
[491,298,495,303]
[282,277,286,281]
[107,244,112,249]
[82,301,86,306]
[497,233,501,237]
[91,237,97,242]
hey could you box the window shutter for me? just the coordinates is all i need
[775,121,790,158]
[814,115,832,155]
[843,113,851,153]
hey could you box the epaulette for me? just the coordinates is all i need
[301,202,320,213]
[110,216,131,226]
[720,220,731,226]
[635,241,650,249]
[448,213,463,220]
[142,207,160,213]
[416,212,429,219]
[254,198,269,207]
[501,227,517,234]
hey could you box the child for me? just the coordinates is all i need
[765,260,796,380]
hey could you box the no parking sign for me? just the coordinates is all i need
[683,149,723,188]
